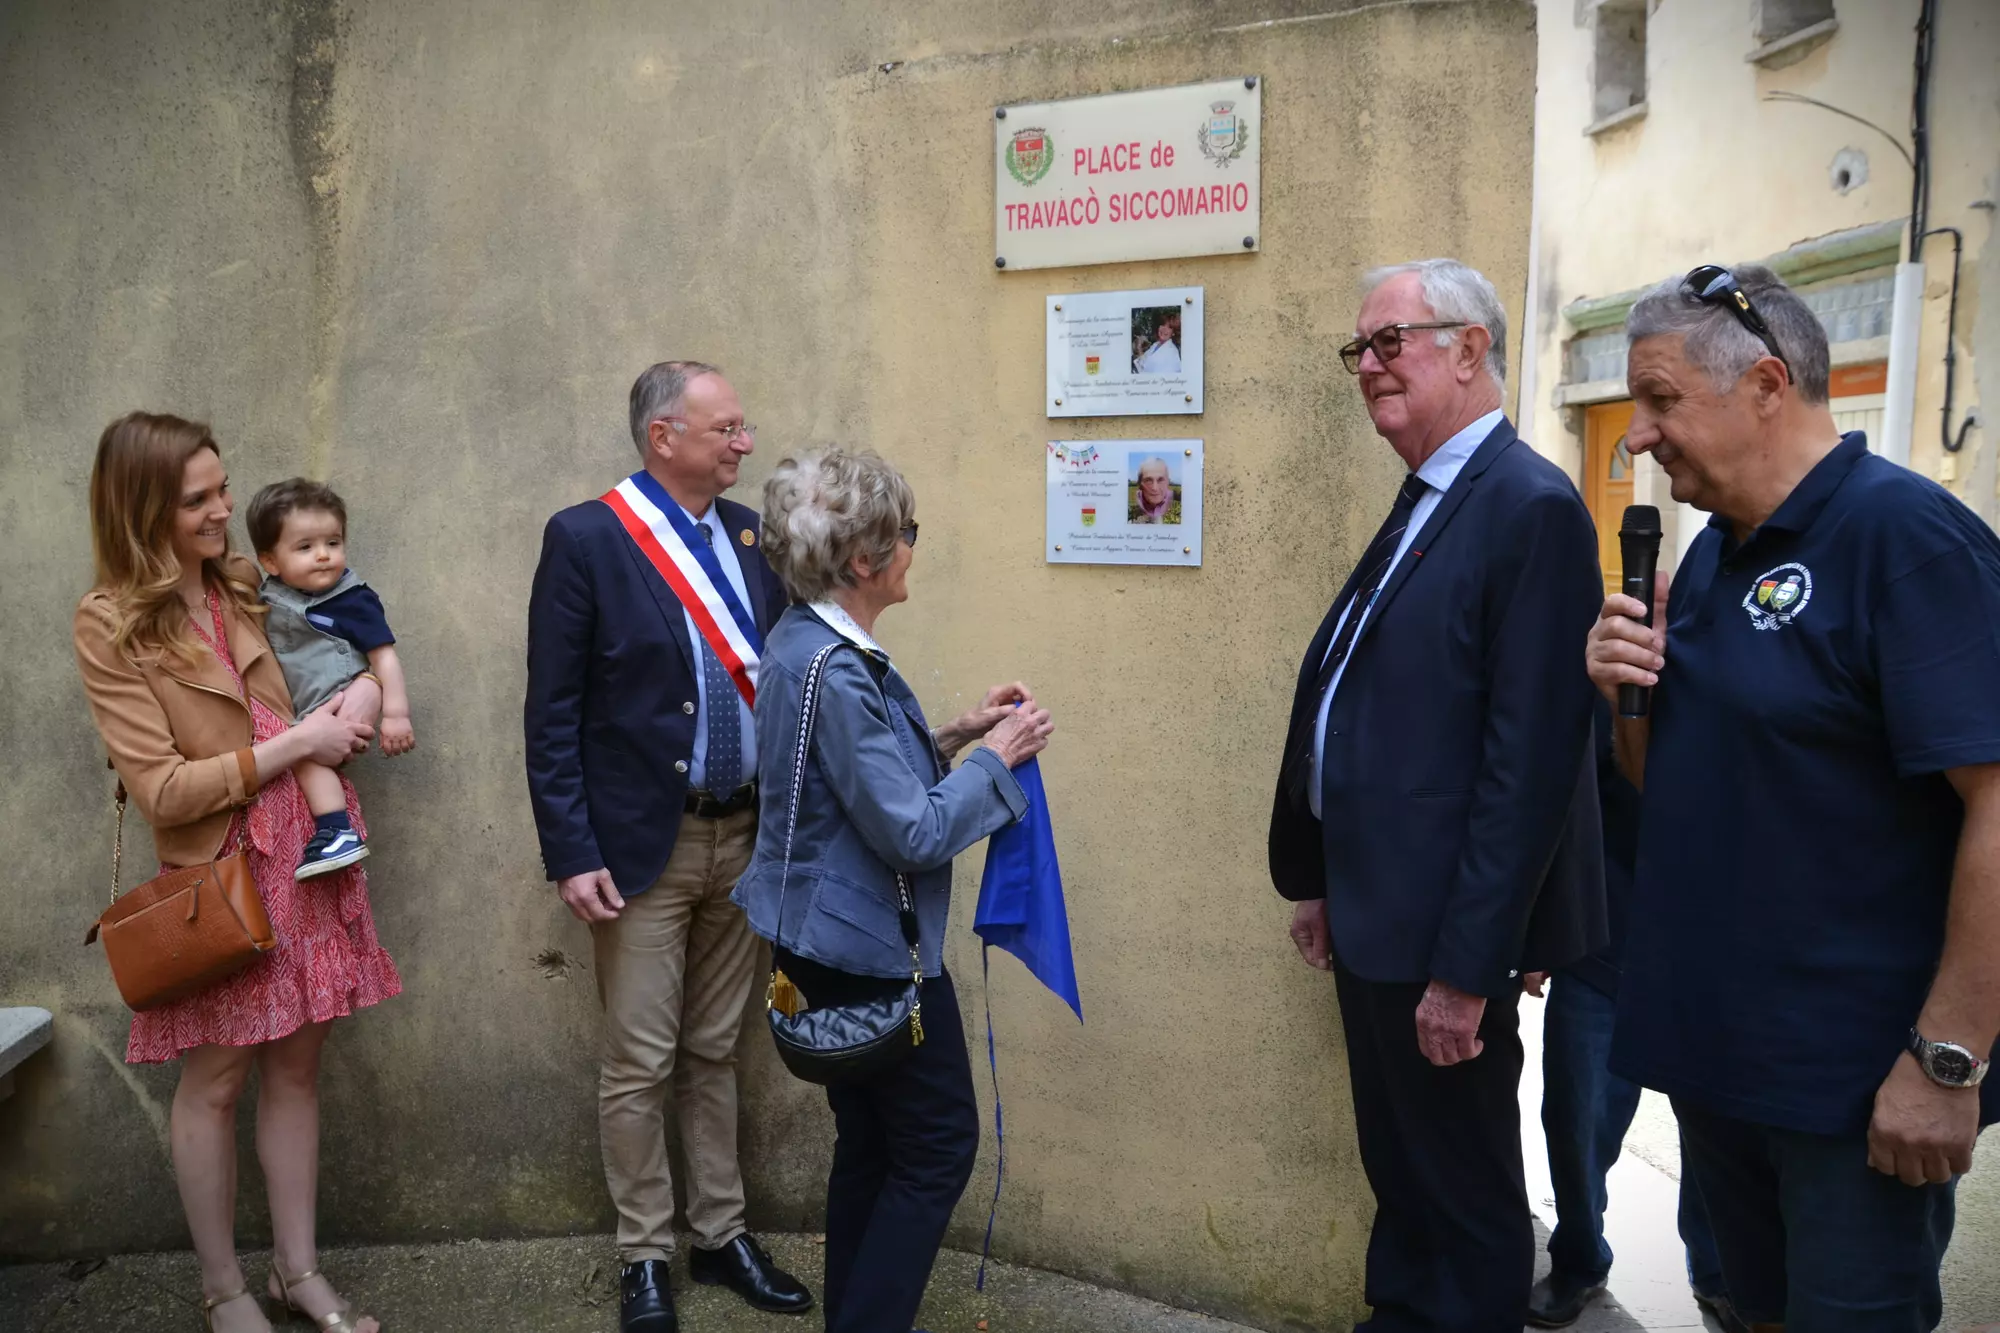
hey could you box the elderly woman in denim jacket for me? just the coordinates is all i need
[732,449,1053,1333]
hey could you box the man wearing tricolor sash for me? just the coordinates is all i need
[525,361,812,1331]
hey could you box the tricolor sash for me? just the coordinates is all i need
[599,471,763,704]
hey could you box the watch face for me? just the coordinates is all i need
[1929,1045,1976,1086]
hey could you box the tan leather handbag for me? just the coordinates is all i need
[86,777,276,1011]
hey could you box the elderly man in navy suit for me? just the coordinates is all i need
[526,361,812,1332]
[1270,259,1607,1331]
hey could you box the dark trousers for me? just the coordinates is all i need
[1335,961,1533,1333]
[783,955,979,1333]
[1674,1099,1956,1331]
[1540,975,1723,1294]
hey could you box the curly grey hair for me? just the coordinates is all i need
[760,449,916,603]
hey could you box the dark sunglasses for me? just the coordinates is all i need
[1338,322,1468,375]
[899,523,919,548]
[1682,265,1791,379]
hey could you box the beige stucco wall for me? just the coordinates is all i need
[0,2,1537,1326]
[1526,1,2000,1324]
[1526,0,2000,554]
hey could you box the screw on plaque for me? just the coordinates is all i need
[996,107,1007,119]
[1244,76,1257,90]
[1185,394,1193,402]
[1054,399,1063,406]
[996,257,1007,268]
[1185,296,1195,304]
[1054,544,1063,551]
[1054,303,1062,311]
[1184,449,1193,456]
[1183,546,1192,554]
[1243,236,1256,249]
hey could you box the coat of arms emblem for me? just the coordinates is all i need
[1744,563,1812,629]
[1198,101,1249,167]
[1006,128,1054,186]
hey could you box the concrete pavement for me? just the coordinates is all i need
[0,1233,1263,1333]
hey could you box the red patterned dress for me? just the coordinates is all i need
[126,591,402,1064]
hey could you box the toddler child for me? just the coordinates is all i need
[246,478,415,880]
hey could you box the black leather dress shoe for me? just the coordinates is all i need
[619,1259,677,1332]
[1526,1271,1607,1328]
[688,1234,814,1314]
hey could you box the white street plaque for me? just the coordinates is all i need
[996,77,1262,272]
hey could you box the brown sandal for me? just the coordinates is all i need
[268,1265,377,1332]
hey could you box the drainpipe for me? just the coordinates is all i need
[1881,260,1924,468]
[1884,0,1938,469]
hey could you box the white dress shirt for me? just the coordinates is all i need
[1309,409,1503,818]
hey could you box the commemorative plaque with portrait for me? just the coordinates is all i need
[1045,439,1203,567]
[1046,286,1202,418]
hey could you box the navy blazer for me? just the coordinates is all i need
[1268,418,1608,998]
[524,490,788,895]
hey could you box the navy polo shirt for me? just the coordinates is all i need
[1612,434,2000,1136]
[304,583,396,653]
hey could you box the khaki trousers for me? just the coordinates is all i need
[591,808,759,1263]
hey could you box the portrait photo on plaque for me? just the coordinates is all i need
[1125,451,1183,525]
[1047,439,1202,567]
[1047,286,1203,418]
[1130,304,1183,375]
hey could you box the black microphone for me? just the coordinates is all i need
[1617,505,1663,719]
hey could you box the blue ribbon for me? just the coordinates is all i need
[976,944,1005,1293]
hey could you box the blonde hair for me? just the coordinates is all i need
[88,412,264,662]
[760,449,915,603]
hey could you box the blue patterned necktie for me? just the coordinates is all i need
[696,524,743,793]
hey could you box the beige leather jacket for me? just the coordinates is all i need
[72,566,295,867]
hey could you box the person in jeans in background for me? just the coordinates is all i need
[1528,698,1734,1330]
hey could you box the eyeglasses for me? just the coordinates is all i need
[1338,322,1468,375]
[665,417,757,444]
[899,523,919,548]
[1681,265,1791,380]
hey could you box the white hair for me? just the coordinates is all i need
[1137,457,1170,479]
[760,449,915,603]
[1361,258,1508,386]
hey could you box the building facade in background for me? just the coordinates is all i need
[1525,0,1999,580]
[1523,3,2000,1321]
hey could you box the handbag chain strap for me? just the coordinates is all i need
[111,779,125,905]
[770,641,926,1040]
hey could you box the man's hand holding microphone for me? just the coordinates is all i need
[1585,505,1670,788]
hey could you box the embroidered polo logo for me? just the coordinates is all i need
[1744,563,1812,630]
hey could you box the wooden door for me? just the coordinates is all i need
[1583,400,1635,599]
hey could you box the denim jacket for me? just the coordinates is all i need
[732,606,1027,979]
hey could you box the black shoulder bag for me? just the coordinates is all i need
[765,642,926,1085]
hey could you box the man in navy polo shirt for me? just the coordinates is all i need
[1586,263,1998,1330]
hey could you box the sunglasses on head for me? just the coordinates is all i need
[1682,265,1791,380]
[1338,322,1468,375]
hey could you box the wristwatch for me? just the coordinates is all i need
[1907,1028,1990,1089]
